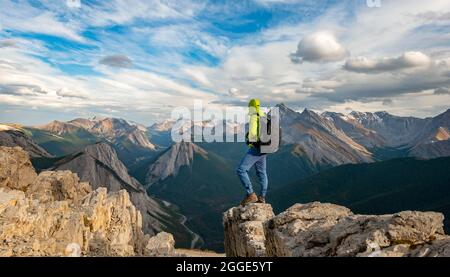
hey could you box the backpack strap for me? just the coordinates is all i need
[256,112,260,141]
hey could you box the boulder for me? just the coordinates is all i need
[264,202,352,257]
[0,146,37,190]
[27,171,91,204]
[329,211,445,257]
[223,203,274,257]
[144,232,175,256]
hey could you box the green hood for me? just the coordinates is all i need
[248,99,261,115]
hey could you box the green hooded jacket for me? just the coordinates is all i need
[248,99,265,146]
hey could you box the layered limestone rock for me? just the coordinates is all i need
[27,171,92,204]
[0,146,37,190]
[328,211,445,257]
[223,203,274,257]
[265,202,352,257]
[0,146,175,257]
[144,232,175,257]
[224,201,450,257]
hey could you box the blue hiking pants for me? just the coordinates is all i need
[236,146,268,197]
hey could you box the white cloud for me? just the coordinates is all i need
[315,58,450,102]
[56,88,88,99]
[192,40,306,106]
[136,23,229,58]
[83,0,201,27]
[183,68,212,87]
[0,43,217,123]
[295,79,341,94]
[1,0,450,123]
[0,84,48,96]
[228,88,239,96]
[0,2,84,42]
[290,31,347,63]
[344,52,431,73]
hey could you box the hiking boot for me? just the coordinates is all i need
[257,196,266,204]
[240,193,258,206]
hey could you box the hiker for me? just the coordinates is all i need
[236,99,268,206]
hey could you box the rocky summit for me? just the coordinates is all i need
[0,146,176,257]
[224,202,450,257]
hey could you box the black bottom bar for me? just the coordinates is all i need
[1,257,450,275]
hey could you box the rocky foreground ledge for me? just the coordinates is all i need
[224,202,450,257]
[0,146,175,257]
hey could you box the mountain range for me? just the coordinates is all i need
[1,104,449,251]
[324,108,450,159]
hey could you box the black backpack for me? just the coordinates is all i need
[245,111,281,153]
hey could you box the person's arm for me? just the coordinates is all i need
[248,114,259,142]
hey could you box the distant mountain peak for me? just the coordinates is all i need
[350,110,369,117]
[276,103,298,114]
[38,120,81,136]
[59,117,156,151]
[146,142,207,186]
[276,103,289,109]
[300,108,329,126]
[89,115,106,122]
[301,108,318,116]
[374,111,390,117]
[150,120,176,132]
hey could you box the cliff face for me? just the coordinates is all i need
[224,202,450,257]
[0,146,175,257]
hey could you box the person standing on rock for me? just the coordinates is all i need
[237,99,268,206]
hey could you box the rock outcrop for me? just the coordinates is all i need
[0,146,175,257]
[144,232,176,257]
[0,146,37,190]
[224,202,450,257]
[223,203,274,257]
[265,202,352,257]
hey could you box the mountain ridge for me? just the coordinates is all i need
[0,128,52,158]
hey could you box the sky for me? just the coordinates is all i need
[0,0,450,126]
